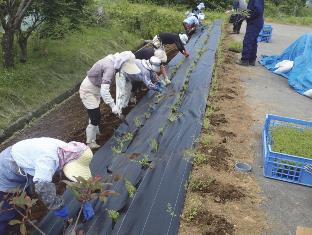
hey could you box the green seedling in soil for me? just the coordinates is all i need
[183,149,208,165]
[150,138,158,153]
[166,203,176,217]
[125,180,136,198]
[158,127,164,136]
[139,154,151,168]
[181,197,202,223]
[168,111,183,123]
[155,93,164,104]
[111,132,134,154]
[1,190,45,235]
[228,41,243,53]
[64,176,117,233]
[144,112,151,119]
[134,117,142,128]
[106,209,120,222]
[271,126,312,159]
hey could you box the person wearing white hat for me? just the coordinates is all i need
[79,51,135,149]
[152,32,189,58]
[0,137,94,233]
[135,48,171,85]
[183,13,200,37]
[192,2,205,15]
[114,56,163,114]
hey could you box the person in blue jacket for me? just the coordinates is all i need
[237,0,264,66]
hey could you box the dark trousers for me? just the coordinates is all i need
[233,14,244,33]
[87,108,101,126]
[0,192,18,233]
[241,22,263,61]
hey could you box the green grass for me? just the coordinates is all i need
[266,15,312,26]
[228,41,243,53]
[271,126,312,159]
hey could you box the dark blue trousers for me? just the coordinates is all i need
[241,22,263,61]
[0,192,19,233]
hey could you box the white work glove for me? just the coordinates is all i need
[112,104,121,116]
[100,84,115,108]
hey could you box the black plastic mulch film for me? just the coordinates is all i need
[35,20,222,235]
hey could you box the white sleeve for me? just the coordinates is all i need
[100,84,115,108]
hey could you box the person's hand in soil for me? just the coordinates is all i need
[82,202,94,221]
[54,206,69,218]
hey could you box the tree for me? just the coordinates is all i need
[0,0,33,67]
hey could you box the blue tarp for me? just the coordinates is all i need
[260,33,312,97]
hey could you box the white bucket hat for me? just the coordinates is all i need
[198,2,205,10]
[154,49,167,63]
[179,34,189,45]
[142,56,161,73]
[63,148,93,181]
[121,59,141,75]
[198,13,205,20]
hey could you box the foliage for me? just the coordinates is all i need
[111,132,134,154]
[125,180,136,198]
[106,209,120,222]
[150,138,158,153]
[271,126,312,159]
[166,203,176,217]
[63,176,117,202]
[134,117,142,128]
[1,190,45,235]
[104,0,185,39]
[129,0,232,10]
[138,154,151,168]
[228,41,243,53]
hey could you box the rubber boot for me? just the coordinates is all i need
[249,59,256,66]
[236,59,249,66]
[86,124,100,149]
[89,119,100,135]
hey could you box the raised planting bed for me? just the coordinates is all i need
[263,114,312,187]
[34,20,223,235]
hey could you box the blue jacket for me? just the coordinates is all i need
[247,0,264,27]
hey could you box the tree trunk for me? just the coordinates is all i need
[18,33,28,63]
[1,29,15,67]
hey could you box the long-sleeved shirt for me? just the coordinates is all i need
[158,32,186,54]
[123,60,158,90]
[247,0,264,25]
[87,51,135,87]
[11,137,66,183]
[183,15,200,26]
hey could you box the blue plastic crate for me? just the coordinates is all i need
[258,24,272,43]
[263,114,312,187]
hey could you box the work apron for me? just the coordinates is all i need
[79,77,101,110]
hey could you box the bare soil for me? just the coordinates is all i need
[179,29,267,235]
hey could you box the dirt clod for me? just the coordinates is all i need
[210,114,228,126]
[193,210,235,235]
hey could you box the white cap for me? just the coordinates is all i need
[154,49,167,63]
[179,34,189,45]
[198,2,205,10]
[142,56,161,73]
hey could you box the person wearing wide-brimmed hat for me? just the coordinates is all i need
[115,56,164,113]
[0,137,94,233]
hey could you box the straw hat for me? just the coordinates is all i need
[63,148,93,181]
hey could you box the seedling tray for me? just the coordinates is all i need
[263,114,312,187]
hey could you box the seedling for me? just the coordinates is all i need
[139,154,151,168]
[1,190,45,235]
[64,176,117,233]
[125,180,136,198]
[166,203,176,217]
[111,132,134,154]
[150,138,158,153]
[158,127,164,136]
[134,117,142,128]
[144,112,151,119]
[106,209,119,222]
